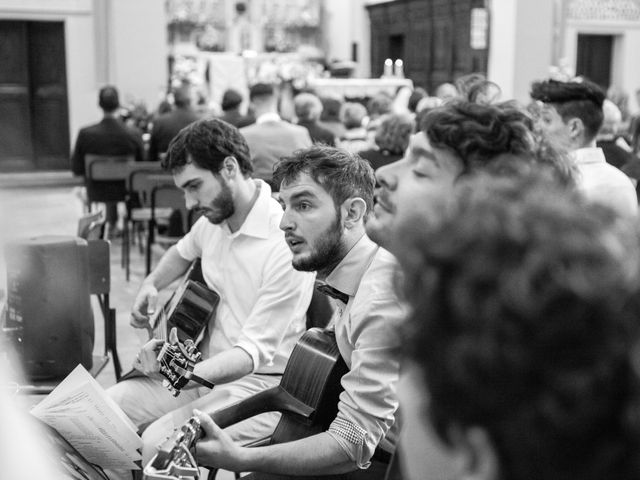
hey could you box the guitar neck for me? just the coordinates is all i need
[212,386,315,429]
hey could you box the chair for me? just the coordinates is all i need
[77,212,122,381]
[84,154,134,209]
[123,164,173,280]
[85,154,134,267]
[146,184,188,275]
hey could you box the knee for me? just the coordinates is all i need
[141,417,173,465]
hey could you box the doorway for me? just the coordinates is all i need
[0,20,70,172]
[576,34,613,90]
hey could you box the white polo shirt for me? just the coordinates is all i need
[176,179,315,374]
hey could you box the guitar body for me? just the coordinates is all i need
[120,260,219,386]
[146,328,349,479]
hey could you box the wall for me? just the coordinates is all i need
[107,0,168,114]
[488,0,555,103]
[324,0,372,77]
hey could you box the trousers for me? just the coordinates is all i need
[106,373,281,479]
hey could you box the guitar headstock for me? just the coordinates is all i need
[157,338,201,397]
[144,416,202,480]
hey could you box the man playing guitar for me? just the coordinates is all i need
[192,146,406,478]
[107,118,315,473]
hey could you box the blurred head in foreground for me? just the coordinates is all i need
[398,173,640,480]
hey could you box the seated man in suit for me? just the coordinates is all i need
[240,83,312,189]
[70,85,144,235]
[148,84,200,162]
[193,145,406,479]
[107,118,315,474]
[397,173,640,480]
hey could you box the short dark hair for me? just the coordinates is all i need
[98,86,120,112]
[163,118,253,176]
[420,100,536,173]
[273,145,375,215]
[249,83,275,102]
[530,78,606,140]
[221,88,243,111]
[173,85,192,108]
[403,173,640,480]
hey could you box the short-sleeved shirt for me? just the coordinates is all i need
[320,234,406,468]
[176,180,315,374]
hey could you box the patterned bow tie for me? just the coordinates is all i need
[316,283,349,304]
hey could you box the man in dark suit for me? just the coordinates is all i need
[294,92,336,146]
[240,83,312,189]
[148,85,201,162]
[70,85,144,233]
[218,88,255,128]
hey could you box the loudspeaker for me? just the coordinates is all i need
[4,236,94,380]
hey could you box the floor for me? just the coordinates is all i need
[0,182,234,479]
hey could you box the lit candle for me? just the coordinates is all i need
[394,59,404,78]
[383,58,393,78]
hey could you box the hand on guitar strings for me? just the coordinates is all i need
[192,409,244,472]
[133,337,165,379]
[131,282,159,332]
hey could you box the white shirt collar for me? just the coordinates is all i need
[571,147,606,166]
[223,179,272,239]
[256,112,282,124]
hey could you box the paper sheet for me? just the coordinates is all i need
[31,365,142,469]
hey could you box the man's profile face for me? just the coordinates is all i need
[278,172,345,275]
[173,162,234,224]
[536,103,572,150]
[366,132,463,254]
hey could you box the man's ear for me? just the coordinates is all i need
[567,117,584,140]
[340,197,367,229]
[221,156,238,178]
[450,427,500,480]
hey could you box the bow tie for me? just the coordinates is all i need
[316,283,350,304]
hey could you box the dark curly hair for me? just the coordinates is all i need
[273,145,375,215]
[420,100,537,174]
[403,173,640,480]
[163,118,253,176]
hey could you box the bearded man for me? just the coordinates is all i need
[107,118,315,477]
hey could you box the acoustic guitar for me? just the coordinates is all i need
[144,327,349,480]
[121,260,220,395]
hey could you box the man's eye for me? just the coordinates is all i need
[297,202,311,211]
[412,169,429,178]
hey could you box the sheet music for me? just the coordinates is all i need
[31,365,142,469]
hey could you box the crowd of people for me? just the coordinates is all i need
[27,70,640,480]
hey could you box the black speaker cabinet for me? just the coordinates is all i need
[4,236,94,380]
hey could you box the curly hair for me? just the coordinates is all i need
[403,173,640,480]
[420,100,537,173]
[273,145,375,215]
[374,113,415,155]
[163,118,253,176]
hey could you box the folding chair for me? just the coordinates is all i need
[146,184,188,275]
[123,164,173,280]
[84,154,134,266]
